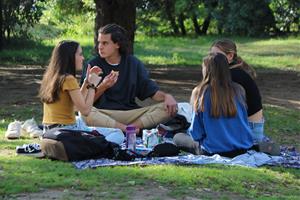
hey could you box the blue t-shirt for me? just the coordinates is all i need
[188,89,253,154]
[81,54,159,110]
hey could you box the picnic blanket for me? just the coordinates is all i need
[73,146,300,170]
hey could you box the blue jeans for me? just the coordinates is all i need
[44,116,125,145]
[248,119,265,144]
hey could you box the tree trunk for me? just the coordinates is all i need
[178,13,186,36]
[6,26,10,43]
[201,14,211,35]
[191,13,201,35]
[94,0,136,54]
[0,0,3,50]
[3,4,12,44]
[163,0,179,35]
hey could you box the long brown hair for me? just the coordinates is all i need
[211,39,257,79]
[191,53,245,118]
[39,40,79,103]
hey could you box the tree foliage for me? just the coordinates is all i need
[137,0,298,36]
[1,0,299,50]
[39,0,95,37]
[270,0,300,33]
[215,0,276,36]
[136,0,212,36]
[0,0,45,49]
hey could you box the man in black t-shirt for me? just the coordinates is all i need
[80,24,177,133]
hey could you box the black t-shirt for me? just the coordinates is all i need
[81,55,159,110]
[230,67,262,116]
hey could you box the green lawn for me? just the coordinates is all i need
[1,35,300,71]
[135,35,300,71]
[1,155,299,199]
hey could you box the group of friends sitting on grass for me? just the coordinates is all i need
[16,24,281,159]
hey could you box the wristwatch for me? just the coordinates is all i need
[87,84,96,90]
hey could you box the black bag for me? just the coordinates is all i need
[42,129,135,162]
[157,114,190,137]
[147,143,180,157]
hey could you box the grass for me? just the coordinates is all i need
[1,35,300,71]
[135,35,300,71]
[0,103,299,199]
[0,151,300,199]
[1,159,300,197]
[264,105,300,149]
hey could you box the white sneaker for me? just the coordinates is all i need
[5,121,22,139]
[21,118,43,138]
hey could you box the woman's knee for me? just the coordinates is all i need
[173,133,201,155]
[84,109,116,127]
[173,133,193,147]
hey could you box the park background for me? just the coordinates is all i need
[0,0,300,199]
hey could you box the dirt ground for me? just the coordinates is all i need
[0,65,299,110]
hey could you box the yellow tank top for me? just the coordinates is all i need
[43,75,80,125]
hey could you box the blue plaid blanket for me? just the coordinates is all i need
[73,146,300,170]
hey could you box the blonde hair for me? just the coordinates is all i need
[211,39,257,79]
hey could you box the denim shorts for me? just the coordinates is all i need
[248,119,265,144]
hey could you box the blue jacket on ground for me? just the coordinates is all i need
[188,89,253,154]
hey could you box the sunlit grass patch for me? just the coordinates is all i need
[1,35,299,71]
[135,35,300,70]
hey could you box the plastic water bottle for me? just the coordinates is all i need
[126,125,136,151]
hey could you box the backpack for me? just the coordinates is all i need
[41,129,135,162]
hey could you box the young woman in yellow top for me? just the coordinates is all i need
[39,40,124,144]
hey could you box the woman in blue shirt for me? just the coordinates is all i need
[210,39,264,143]
[174,53,253,157]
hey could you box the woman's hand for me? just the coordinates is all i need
[89,66,102,76]
[88,73,102,87]
[86,65,102,86]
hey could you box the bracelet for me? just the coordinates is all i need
[87,84,96,90]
